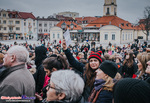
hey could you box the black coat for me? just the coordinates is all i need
[120,62,138,78]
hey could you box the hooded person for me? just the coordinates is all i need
[33,46,47,94]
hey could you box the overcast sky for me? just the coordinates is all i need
[0,0,150,24]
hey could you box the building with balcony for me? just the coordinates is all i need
[0,9,37,40]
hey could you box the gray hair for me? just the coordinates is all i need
[8,45,29,63]
[51,70,85,102]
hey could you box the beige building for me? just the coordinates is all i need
[58,11,79,19]
[85,0,149,45]
[0,9,37,40]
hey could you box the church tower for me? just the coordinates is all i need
[103,0,117,16]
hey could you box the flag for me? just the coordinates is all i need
[63,29,72,47]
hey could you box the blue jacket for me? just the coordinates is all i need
[96,90,113,103]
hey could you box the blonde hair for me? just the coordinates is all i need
[102,73,122,91]
[137,52,150,78]
[102,76,114,91]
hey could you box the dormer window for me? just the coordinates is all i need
[121,23,124,26]
[106,8,110,15]
[9,14,12,18]
[126,23,128,26]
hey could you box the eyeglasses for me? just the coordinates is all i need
[47,84,60,91]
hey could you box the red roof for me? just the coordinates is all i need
[8,11,36,19]
[57,21,82,30]
[75,17,98,24]
[19,12,36,19]
[86,16,136,30]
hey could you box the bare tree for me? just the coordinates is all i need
[138,6,150,41]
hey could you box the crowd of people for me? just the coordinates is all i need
[0,40,150,103]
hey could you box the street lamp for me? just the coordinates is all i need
[61,22,66,30]
[70,22,74,30]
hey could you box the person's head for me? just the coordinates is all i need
[113,78,150,103]
[125,51,133,60]
[88,51,102,70]
[146,60,150,74]
[96,60,118,80]
[123,51,134,67]
[46,70,85,102]
[78,52,84,59]
[35,46,47,66]
[43,54,69,76]
[0,53,4,64]
[95,60,118,91]
[3,45,29,67]
[137,52,150,72]
[103,53,110,60]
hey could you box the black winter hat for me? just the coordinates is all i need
[113,78,150,103]
[99,60,118,78]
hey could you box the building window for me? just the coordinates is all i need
[112,34,115,40]
[44,24,47,27]
[104,34,108,40]
[9,27,13,30]
[49,24,52,28]
[53,34,55,38]
[131,34,132,39]
[44,29,47,32]
[4,27,7,30]
[9,21,13,25]
[3,14,6,17]
[3,20,6,24]
[128,34,130,40]
[24,22,26,26]
[106,8,110,15]
[122,34,124,40]
[126,34,127,40]
[16,27,20,30]
[15,21,20,24]
[57,34,60,38]
[39,24,42,26]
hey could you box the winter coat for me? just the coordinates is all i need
[121,62,138,78]
[34,64,46,93]
[0,64,35,103]
[34,46,47,93]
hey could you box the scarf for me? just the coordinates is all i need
[94,79,106,91]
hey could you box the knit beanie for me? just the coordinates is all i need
[113,78,150,103]
[99,60,118,78]
[88,51,102,63]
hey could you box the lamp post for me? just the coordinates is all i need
[61,22,66,33]
[70,22,74,30]
[70,22,74,40]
